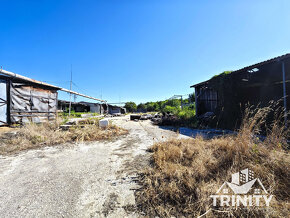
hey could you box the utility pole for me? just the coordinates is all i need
[69,65,72,116]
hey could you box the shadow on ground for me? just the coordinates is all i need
[159,126,235,139]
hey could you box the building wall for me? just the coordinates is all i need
[89,104,101,113]
[195,86,218,116]
[195,58,290,129]
[109,106,121,114]
[75,105,89,112]
[10,82,58,123]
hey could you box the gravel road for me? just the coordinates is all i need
[0,116,186,218]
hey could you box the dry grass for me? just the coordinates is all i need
[136,107,290,217]
[0,119,128,155]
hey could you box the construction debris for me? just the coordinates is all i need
[130,115,141,121]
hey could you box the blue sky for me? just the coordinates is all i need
[1,0,290,104]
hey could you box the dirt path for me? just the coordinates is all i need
[0,116,187,218]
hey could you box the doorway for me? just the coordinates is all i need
[0,79,7,125]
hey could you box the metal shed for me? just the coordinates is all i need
[58,100,90,113]
[0,69,107,126]
[107,104,126,115]
[191,54,290,129]
[0,69,60,125]
[79,101,105,114]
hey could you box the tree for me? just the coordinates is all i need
[124,101,137,112]
[145,102,159,112]
[189,92,195,103]
[137,103,147,112]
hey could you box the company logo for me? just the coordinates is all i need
[210,169,273,207]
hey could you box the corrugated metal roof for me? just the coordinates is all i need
[58,100,88,106]
[190,53,290,88]
[190,80,209,88]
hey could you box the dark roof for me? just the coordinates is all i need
[190,80,210,88]
[79,101,101,105]
[190,53,290,88]
[107,104,122,108]
[58,100,88,106]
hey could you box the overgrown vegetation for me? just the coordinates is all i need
[211,70,233,79]
[125,93,195,113]
[0,120,128,155]
[159,105,198,128]
[135,107,290,217]
[125,94,196,126]
[61,111,100,118]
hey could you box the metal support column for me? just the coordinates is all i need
[69,66,72,116]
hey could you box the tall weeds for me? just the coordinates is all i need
[136,106,290,217]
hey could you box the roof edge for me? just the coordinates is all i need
[0,69,61,90]
[190,53,290,88]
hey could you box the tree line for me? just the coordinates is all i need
[124,93,195,113]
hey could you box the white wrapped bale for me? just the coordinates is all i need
[99,119,109,128]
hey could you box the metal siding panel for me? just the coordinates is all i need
[10,83,58,123]
[92,106,100,113]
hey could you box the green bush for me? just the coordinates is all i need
[61,111,100,118]
[162,105,180,114]
[145,102,160,112]
[177,107,195,120]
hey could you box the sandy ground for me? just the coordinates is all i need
[0,126,14,133]
[0,115,187,218]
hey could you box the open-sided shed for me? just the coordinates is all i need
[79,101,105,114]
[0,69,60,125]
[191,54,290,129]
[58,100,90,113]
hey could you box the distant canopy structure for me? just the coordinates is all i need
[57,100,126,115]
[191,53,290,129]
[57,100,90,113]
